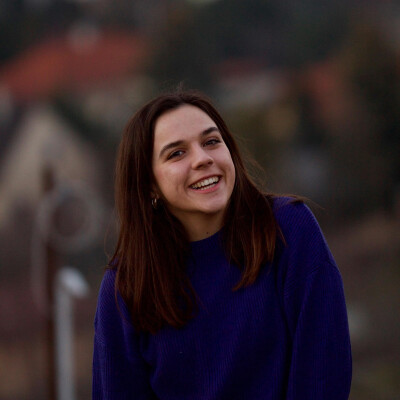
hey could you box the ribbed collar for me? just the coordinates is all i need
[189,229,224,260]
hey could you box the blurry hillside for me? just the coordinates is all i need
[0,1,399,399]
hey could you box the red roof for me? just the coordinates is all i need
[0,30,148,103]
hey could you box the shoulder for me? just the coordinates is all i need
[95,269,116,324]
[96,268,119,314]
[272,196,322,241]
[272,196,318,232]
[95,268,132,341]
[271,196,336,268]
[99,267,117,294]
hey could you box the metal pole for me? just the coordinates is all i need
[55,267,89,400]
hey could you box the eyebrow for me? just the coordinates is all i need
[158,127,220,159]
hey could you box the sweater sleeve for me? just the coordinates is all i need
[92,269,155,400]
[274,200,352,399]
[284,261,352,399]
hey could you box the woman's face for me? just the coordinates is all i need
[152,104,235,237]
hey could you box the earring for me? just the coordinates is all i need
[151,197,159,210]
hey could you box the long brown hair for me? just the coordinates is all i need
[113,90,279,333]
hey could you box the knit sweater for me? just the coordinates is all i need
[92,198,352,399]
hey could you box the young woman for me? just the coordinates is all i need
[93,90,352,399]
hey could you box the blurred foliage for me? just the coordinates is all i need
[150,0,349,86]
[0,1,80,62]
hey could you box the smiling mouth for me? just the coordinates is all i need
[190,176,220,190]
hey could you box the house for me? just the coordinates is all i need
[0,26,149,225]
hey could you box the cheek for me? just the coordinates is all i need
[154,166,185,194]
[152,167,167,195]
[230,166,236,190]
[224,154,236,181]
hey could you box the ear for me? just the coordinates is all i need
[151,185,160,200]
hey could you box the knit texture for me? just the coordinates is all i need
[92,197,352,399]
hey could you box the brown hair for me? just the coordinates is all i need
[113,90,279,333]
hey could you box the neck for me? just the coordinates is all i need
[181,213,224,242]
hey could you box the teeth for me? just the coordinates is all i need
[191,176,219,189]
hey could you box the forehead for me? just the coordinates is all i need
[153,105,217,143]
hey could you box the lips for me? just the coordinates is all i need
[190,176,220,190]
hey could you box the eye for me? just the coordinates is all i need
[204,138,221,146]
[167,150,184,160]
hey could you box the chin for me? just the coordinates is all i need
[199,201,229,215]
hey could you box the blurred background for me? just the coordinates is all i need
[0,0,399,399]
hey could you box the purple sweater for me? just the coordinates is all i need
[92,198,352,399]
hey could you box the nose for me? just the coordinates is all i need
[191,145,213,169]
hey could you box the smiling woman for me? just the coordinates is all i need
[92,90,352,400]
[152,104,235,240]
